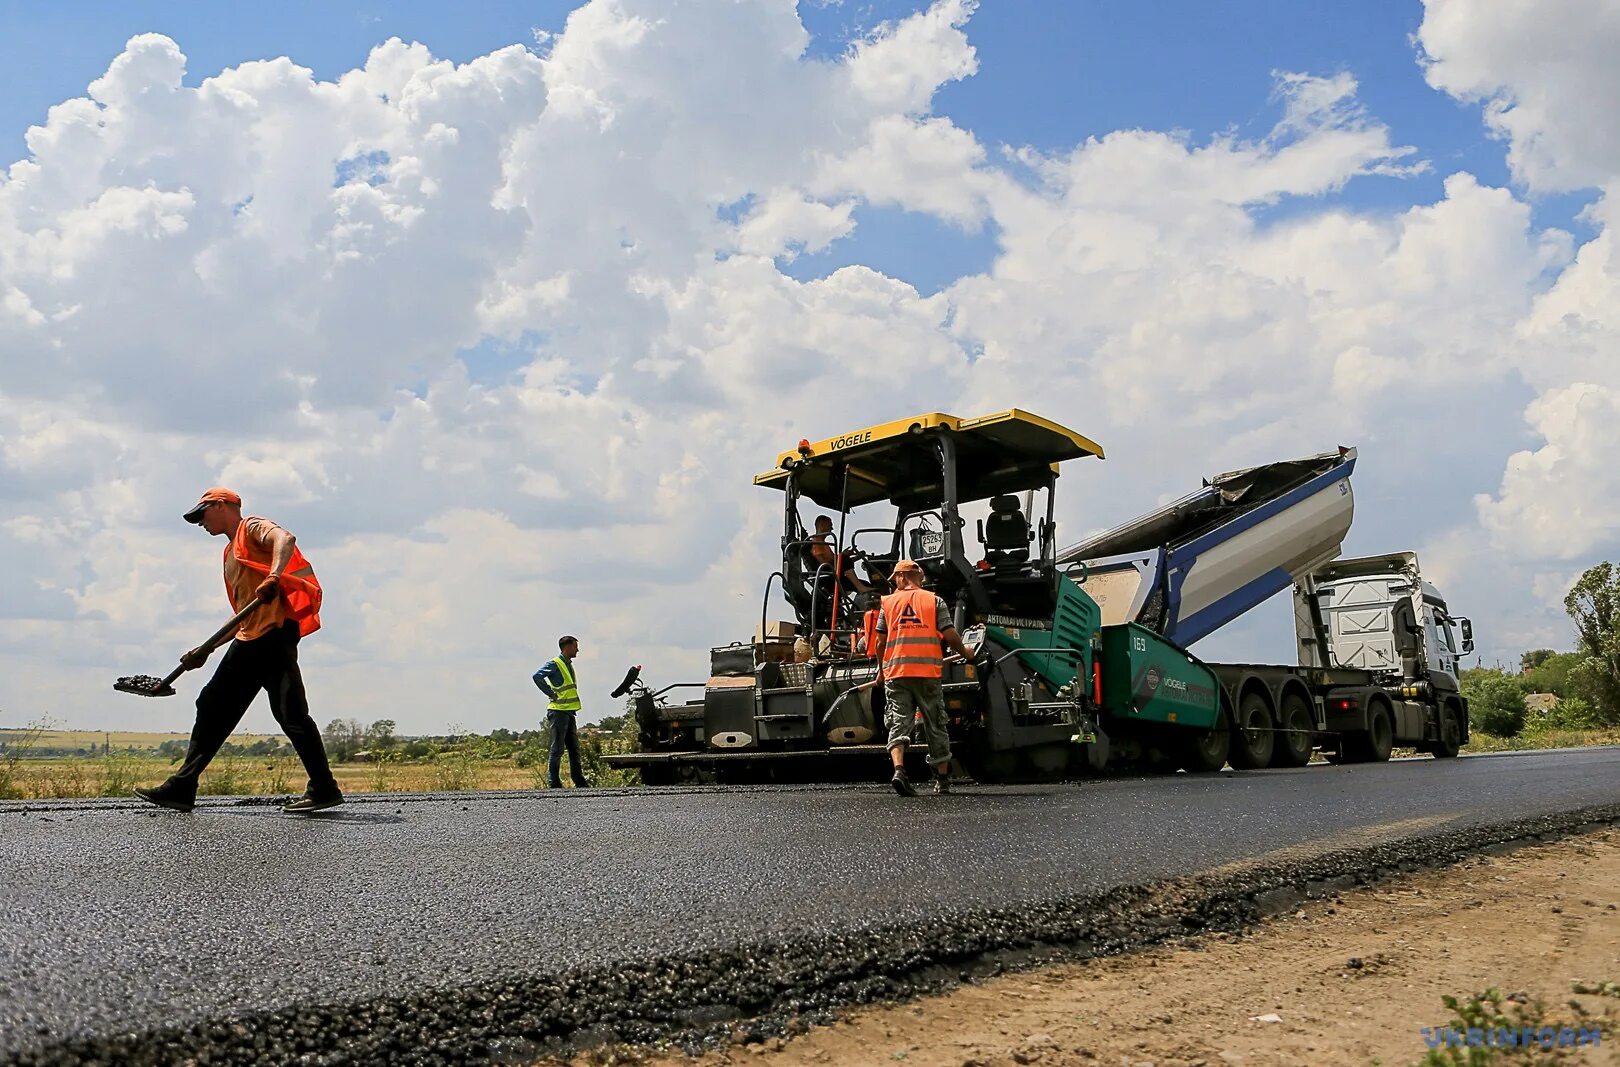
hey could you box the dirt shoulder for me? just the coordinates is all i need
[635,831,1619,1067]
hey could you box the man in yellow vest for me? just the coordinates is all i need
[532,634,591,789]
[871,560,975,797]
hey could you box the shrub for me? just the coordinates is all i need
[1465,671,1528,737]
[368,749,400,793]
[1538,696,1602,731]
[1566,657,1620,726]
[97,751,147,797]
[261,758,295,796]
[200,754,252,795]
[431,735,491,792]
[39,760,93,799]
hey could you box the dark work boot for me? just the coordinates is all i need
[134,780,196,813]
[890,769,917,797]
[932,773,951,796]
[283,785,344,814]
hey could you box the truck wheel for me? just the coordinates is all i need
[1228,692,1275,770]
[1433,703,1462,759]
[1269,695,1315,768]
[1177,719,1230,774]
[1345,703,1394,763]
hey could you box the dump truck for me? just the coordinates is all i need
[1060,467,1474,769]
[605,409,1472,784]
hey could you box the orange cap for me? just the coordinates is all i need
[183,487,241,524]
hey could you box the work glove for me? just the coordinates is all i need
[254,575,281,601]
[179,647,208,672]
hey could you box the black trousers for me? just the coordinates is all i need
[168,621,336,796]
[546,709,588,787]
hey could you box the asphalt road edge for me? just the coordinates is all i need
[8,803,1620,1066]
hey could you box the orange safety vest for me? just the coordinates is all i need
[226,521,323,637]
[861,608,880,656]
[880,588,943,680]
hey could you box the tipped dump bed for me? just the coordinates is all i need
[1058,449,1356,647]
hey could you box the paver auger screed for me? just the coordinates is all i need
[604,408,1474,784]
[112,595,267,698]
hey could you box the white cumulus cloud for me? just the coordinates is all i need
[0,0,1616,734]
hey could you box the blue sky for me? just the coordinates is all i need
[1,0,1594,297]
[3,0,1616,731]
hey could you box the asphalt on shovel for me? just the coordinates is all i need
[113,594,267,697]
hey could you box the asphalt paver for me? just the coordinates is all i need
[1,748,1616,1062]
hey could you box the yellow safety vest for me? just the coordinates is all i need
[549,656,582,712]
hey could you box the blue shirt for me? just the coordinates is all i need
[531,658,567,699]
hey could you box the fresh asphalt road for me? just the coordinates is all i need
[1,748,1616,1055]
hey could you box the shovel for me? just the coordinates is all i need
[113,595,267,697]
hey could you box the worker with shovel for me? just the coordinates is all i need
[133,488,342,814]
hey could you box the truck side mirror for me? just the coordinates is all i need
[1458,617,1474,655]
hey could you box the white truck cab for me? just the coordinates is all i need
[1295,552,1473,691]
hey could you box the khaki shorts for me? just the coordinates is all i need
[884,677,950,767]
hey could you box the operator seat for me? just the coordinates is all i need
[983,495,1031,565]
[977,495,1056,618]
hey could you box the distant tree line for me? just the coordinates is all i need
[1463,561,1620,736]
[316,715,634,764]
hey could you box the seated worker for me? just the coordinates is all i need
[807,515,871,593]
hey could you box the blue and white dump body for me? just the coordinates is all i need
[1058,449,1357,648]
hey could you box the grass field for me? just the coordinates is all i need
[2,726,1614,802]
[0,727,630,800]
[0,754,602,801]
[0,728,282,751]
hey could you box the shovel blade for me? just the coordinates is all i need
[113,676,176,698]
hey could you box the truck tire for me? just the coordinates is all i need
[1270,694,1315,768]
[1228,692,1275,770]
[1345,702,1394,763]
[1433,703,1462,759]
[1176,716,1230,774]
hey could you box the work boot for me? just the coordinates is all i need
[133,782,195,813]
[283,786,344,814]
[890,769,917,797]
[932,773,951,796]
[572,778,592,789]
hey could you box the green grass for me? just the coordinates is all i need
[1462,725,1620,754]
[1416,981,1613,1065]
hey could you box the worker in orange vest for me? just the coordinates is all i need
[135,488,341,814]
[871,559,976,797]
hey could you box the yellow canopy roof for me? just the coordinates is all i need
[753,409,1104,510]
